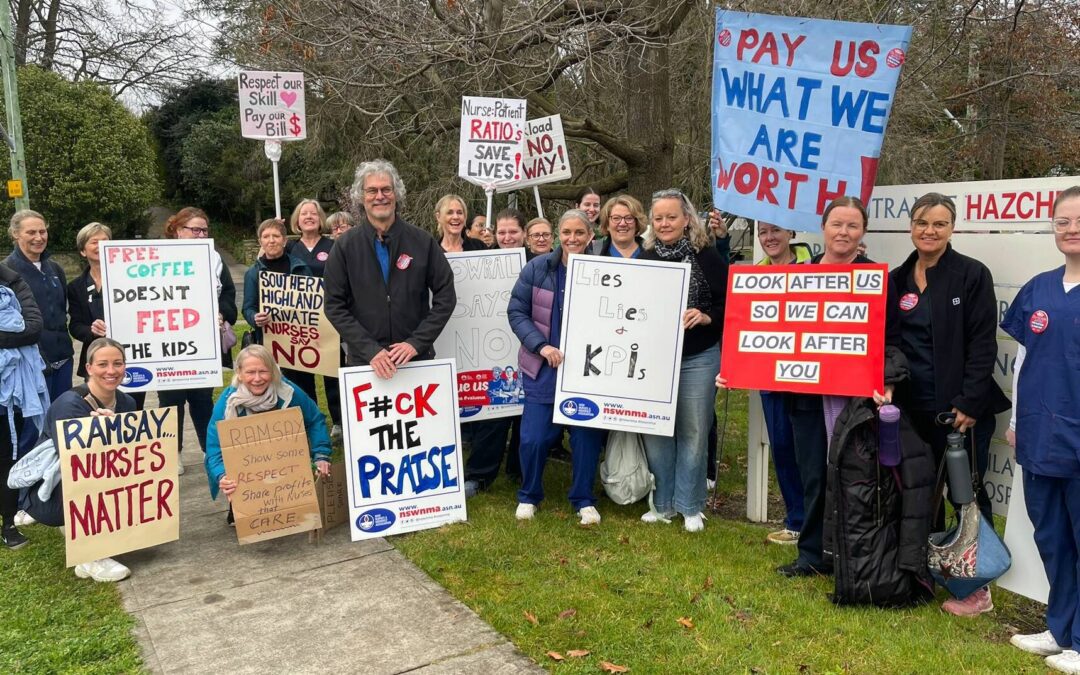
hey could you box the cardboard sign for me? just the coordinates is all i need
[312,462,349,536]
[58,407,179,567]
[433,250,526,422]
[710,11,911,231]
[720,263,887,396]
[259,271,341,377]
[497,115,572,192]
[553,255,690,436]
[238,70,306,140]
[997,468,1049,603]
[458,96,527,190]
[216,407,322,544]
[101,240,223,392]
[339,360,467,540]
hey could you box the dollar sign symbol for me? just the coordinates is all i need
[290,114,301,136]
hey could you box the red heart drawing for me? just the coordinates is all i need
[280,91,297,107]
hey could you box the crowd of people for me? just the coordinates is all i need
[0,159,1077,672]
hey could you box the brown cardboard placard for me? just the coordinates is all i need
[217,407,321,544]
[308,462,349,544]
[58,406,180,567]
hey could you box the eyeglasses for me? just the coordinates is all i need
[529,232,552,240]
[609,215,636,224]
[911,219,951,232]
[331,224,351,233]
[181,226,209,236]
[363,187,394,197]
[1052,217,1080,233]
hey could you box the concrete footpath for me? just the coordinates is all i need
[114,402,542,674]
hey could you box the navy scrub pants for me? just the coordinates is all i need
[1024,470,1080,650]
[517,402,602,511]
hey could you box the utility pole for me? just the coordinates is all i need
[0,2,29,209]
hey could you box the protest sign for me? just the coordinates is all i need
[101,240,222,391]
[433,250,526,422]
[458,96,527,191]
[720,263,887,397]
[710,11,911,231]
[58,407,179,567]
[311,462,350,540]
[216,407,322,545]
[340,359,466,540]
[259,271,340,377]
[553,255,690,436]
[496,115,571,193]
[238,70,306,140]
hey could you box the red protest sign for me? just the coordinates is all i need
[719,263,888,397]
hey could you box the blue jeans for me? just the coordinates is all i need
[642,348,720,516]
[761,391,805,532]
[44,359,73,402]
[518,403,603,510]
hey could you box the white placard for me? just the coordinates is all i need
[101,240,222,391]
[458,96,527,190]
[997,467,1049,603]
[553,255,690,436]
[434,249,526,422]
[497,114,572,192]
[340,360,467,540]
[238,70,306,140]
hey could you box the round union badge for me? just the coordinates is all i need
[316,251,329,262]
[1029,310,1049,334]
[899,293,919,311]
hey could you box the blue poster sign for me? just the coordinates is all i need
[711,11,912,232]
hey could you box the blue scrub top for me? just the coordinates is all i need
[1000,266,1080,477]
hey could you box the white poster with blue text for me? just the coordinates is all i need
[433,249,527,422]
[553,255,690,437]
[711,11,911,232]
[339,360,467,541]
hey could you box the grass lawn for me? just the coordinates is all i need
[394,389,1047,674]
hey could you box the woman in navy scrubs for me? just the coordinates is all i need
[1003,186,1080,674]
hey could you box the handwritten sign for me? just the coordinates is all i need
[100,240,222,391]
[238,70,306,140]
[259,271,340,377]
[720,264,888,396]
[553,256,690,436]
[433,250,526,422]
[340,359,466,540]
[458,96,527,190]
[58,407,179,567]
[497,115,572,193]
[710,11,911,231]
[216,407,321,545]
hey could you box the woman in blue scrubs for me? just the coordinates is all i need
[1003,186,1080,674]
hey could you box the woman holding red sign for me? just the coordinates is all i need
[890,192,1009,617]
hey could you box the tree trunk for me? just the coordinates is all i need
[14,0,33,66]
[40,0,62,71]
[623,38,673,204]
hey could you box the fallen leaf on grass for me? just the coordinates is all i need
[546,651,565,661]
[722,595,735,608]
[524,611,539,626]
[567,649,591,658]
[641,618,654,629]
[717,462,730,472]
[618,534,630,545]
[690,592,702,604]
[558,608,577,620]
[677,617,694,629]
[703,576,714,590]
[733,609,751,623]
[558,556,569,566]
[601,662,629,673]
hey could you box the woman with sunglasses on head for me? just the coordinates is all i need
[435,195,487,253]
[638,189,728,532]
[889,192,1010,617]
[1003,187,1080,673]
[285,199,343,438]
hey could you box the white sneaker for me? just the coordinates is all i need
[1011,630,1065,656]
[578,506,601,525]
[706,478,716,491]
[515,503,536,520]
[1047,650,1080,674]
[177,462,186,475]
[684,513,706,532]
[331,424,343,440]
[14,510,36,527]
[641,510,675,524]
[74,557,131,582]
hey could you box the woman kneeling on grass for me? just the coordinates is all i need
[29,338,137,581]
[205,345,331,525]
